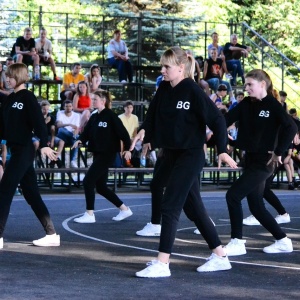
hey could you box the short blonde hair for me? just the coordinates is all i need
[5,63,29,86]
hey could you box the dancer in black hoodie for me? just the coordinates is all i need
[72,89,133,223]
[0,63,59,249]
[131,46,237,277]
[224,69,297,256]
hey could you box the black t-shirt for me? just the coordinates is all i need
[223,42,247,60]
[205,58,223,80]
[15,36,35,52]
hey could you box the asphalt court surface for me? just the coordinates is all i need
[0,190,300,299]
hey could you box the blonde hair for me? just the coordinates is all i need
[245,69,273,96]
[160,46,195,80]
[93,89,112,109]
[5,63,29,86]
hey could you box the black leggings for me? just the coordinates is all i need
[226,152,286,240]
[152,148,221,254]
[83,152,123,210]
[0,143,56,238]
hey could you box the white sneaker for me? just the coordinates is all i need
[32,234,60,247]
[275,214,291,224]
[263,237,293,254]
[112,208,133,221]
[197,253,232,272]
[70,161,78,168]
[136,260,171,278]
[74,212,96,223]
[224,238,247,256]
[120,80,127,83]
[0,237,3,249]
[136,222,161,236]
[194,217,215,235]
[243,215,260,226]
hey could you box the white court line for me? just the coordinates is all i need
[62,204,300,271]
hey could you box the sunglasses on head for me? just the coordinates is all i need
[218,88,227,91]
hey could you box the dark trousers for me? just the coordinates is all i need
[264,171,286,215]
[152,148,221,254]
[226,153,286,240]
[0,143,56,238]
[107,57,133,82]
[226,59,244,85]
[83,152,123,210]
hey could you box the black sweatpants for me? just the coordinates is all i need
[226,152,286,240]
[0,143,56,238]
[83,152,123,210]
[152,148,221,254]
[263,170,286,215]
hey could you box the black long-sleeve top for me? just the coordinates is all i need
[142,78,228,154]
[0,89,48,148]
[225,95,297,156]
[78,108,131,153]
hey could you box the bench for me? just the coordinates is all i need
[35,166,244,192]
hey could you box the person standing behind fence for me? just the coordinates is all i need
[130,46,237,277]
[35,27,59,81]
[72,89,133,223]
[224,69,297,256]
[0,63,60,249]
[107,29,133,83]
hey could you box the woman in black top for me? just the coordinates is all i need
[72,90,133,223]
[224,69,297,256]
[0,63,59,249]
[131,46,237,277]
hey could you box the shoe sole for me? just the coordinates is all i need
[243,222,261,226]
[135,273,171,278]
[74,219,96,223]
[33,243,60,247]
[197,266,232,272]
[276,221,291,224]
[263,249,293,254]
[136,232,160,237]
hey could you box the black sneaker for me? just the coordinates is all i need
[288,182,295,190]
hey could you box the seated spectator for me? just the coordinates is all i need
[118,100,140,167]
[35,27,59,80]
[84,64,102,92]
[56,100,81,168]
[12,27,39,70]
[72,81,93,132]
[0,58,14,96]
[279,90,288,112]
[289,108,300,120]
[223,33,252,86]
[156,74,164,90]
[186,50,210,95]
[207,32,224,58]
[203,47,236,103]
[210,84,228,110]
[107,29,133,83]
[60,62,85,103]
[229,91,244,110]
